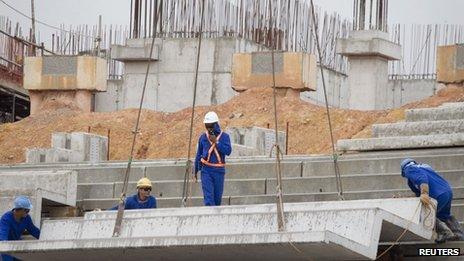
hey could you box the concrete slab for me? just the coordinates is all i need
[440,102,464,109]
[337,134,464,152]
[406,107,464,122]
[0,170,77,224]
[372,120,464,138]
[303,154,464,176]
[0,198,434,260]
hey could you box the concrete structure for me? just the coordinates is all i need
[231,52,317,96]
[100,37,263,112]
[0,170,77,224]
[336,30,401,110]
[301,69,440,110]
[0,198,434,260]
[23,56,107,114]
[437,44,464,84]
[227,126,286,157]
[337,102,464,151]
[1,147,463,259]
[26,132,108,163]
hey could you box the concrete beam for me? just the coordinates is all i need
[336,31,401,60]
[111,44,160,62]
[337,134,464,152]
[0,170,77,224]
[372,120,464,137]
[0,199,434,260]
[303,154,464,176]
[406,107,464,122]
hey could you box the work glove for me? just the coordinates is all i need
[193,172,198,183]
[420,183,432,208]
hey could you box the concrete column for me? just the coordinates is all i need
[336,30,401,110]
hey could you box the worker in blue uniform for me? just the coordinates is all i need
[110,177,157,210]
[0,196,40,261]
[401,158,464,243]
[195,111,232,206]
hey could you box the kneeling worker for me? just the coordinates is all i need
[194,111,232,206]
[401,158,464,243]
[0,196,40,261]
[110,177,157,210]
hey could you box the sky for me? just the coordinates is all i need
[0,0,462,44]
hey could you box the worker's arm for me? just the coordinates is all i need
[0,215,10,241]
[25,216,40,239]
[216,134,232,156]
[407,179,421,197]
[194,137,204,175]
[403,166,429,188]
[151,197,157,208]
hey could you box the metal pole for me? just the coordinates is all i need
[107,129,111,160]
[96,15,102,56]
[11,94,15,122]
[285,122,289,155]
[30,0,36,50]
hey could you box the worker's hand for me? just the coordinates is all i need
[420,193,433,208]
[209,134,217,143]
[193,173,198,183]
[93,208,102,212]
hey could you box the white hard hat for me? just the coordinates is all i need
[203,111,219,123]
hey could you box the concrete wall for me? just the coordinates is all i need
[301,68,439,109]
[227,127,286,157]
[95,79,123,112]
[96,37,263,112]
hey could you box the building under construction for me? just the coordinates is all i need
[0,0,464,260]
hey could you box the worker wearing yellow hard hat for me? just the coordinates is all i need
[110,177,157,210]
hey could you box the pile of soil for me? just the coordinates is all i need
[0,85,463,164]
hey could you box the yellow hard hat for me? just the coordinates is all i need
[137,177,152,188]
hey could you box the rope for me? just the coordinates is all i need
[375,201,435,260]
[112,0,160,237]
[181,0,206,207]
[267,0,286,233]
[309,0,344,200]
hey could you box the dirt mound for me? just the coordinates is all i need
[0,86,463,164]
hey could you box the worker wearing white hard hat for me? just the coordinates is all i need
[194,111,232,206]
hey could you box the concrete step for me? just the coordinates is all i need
[303,154,464,176]
[440,102,464,109]
[75,153,464,183]
[406,107,464,122]
[75,161,303,183]
[372,120,464,138]
[77,186,464,211]
[337,133,464,152]
[76,169,464,200]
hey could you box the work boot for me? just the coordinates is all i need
[445,216,464,241]
[435,218,456,244]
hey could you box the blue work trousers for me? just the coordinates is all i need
[201,170,225,206]
[436,191,452,222]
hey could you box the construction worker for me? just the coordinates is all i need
[194,111,232,206]
[110,177,157,210]
[0,196,40,261]
[401,158,464,243]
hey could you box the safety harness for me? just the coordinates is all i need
[200,131,225,168]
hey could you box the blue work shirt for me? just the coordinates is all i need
[402,163,452,199]
[110,194,157,210]
[0,211,40,261]
[194,123,232,175]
